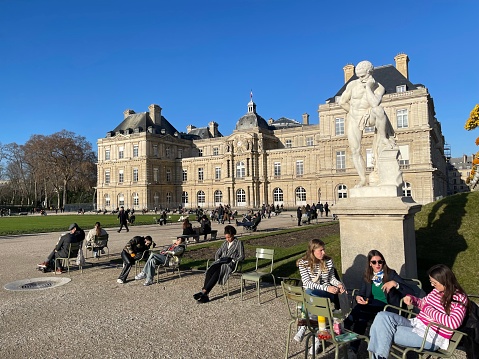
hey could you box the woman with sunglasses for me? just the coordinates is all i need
[367,264,468,359]
[344,250,414,358]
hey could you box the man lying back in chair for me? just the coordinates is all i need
[135,237,186,286]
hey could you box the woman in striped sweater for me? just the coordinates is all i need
[368,264,469,359]
[295,239,345,353]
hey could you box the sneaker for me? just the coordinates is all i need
[117,230,121,233]
[294,326,306,343]
[55,268,64,275]
[193,292,203,300]
[308,337,321,355]
[135,272,146,280]
[347,349,357,359]
[117,279,124,284]
[143,279,153,286]
[37,262,49,268]
[197,294,210,303]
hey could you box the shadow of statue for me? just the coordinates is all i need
[342,253,367,290]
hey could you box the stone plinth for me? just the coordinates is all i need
[333,195,422,290]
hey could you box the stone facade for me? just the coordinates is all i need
[96,54,448,211]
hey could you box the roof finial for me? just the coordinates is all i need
[250,89,253,101]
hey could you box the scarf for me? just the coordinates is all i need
[372,270,384,287]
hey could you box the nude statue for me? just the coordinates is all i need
[339,60,396,187]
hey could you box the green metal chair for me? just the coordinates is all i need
[303,292,370,359]
[240,248,277,304]
[54,241,83,274]
[281,279,305,359]
[206,258,243,299]
[85,234,109,259]
[383,304,466,359]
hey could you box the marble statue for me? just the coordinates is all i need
[339,60,396,187]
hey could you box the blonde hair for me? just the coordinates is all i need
[297,238,330,272]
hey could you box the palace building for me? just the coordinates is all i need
[96,54,447,211]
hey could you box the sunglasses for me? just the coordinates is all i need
[370,260,384,265]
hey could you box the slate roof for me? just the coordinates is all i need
[188,127,224,140]
[326,65,420,103]
[110,112,179,137]
[270,117,302,129]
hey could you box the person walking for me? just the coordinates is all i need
[324,202,330,217]
[117,206,129,232]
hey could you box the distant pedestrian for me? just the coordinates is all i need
[117,206,129,232]
[296,207,302,226]
[324,202,330,217]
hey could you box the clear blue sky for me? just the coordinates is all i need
[1,0,478,158]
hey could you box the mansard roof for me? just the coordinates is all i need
[187,127,224,140]
[109,112,179,137]
[270,117,302,129]
[326,65,420,103]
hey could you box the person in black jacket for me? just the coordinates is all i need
[117,235,154,284]
[343,249,414,357]
[37,223,85,274]
[117,206,129,232]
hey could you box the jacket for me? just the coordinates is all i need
[213,238,245,285]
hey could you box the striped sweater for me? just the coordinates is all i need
[408,289,468,349]
[298,258,342,291]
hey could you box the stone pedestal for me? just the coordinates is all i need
[333,195,422,290]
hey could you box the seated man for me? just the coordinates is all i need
[135,237,186,286]
[38,223,85,274]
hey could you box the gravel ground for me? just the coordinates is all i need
[0,214,467,359]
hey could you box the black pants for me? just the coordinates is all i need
[119,221,129,232]
[343,303,384,352]
[203,262,222,294]
[118,250,136,281]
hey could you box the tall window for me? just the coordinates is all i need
[296,160,304,177]
[166,192,172,204]
[214,190,223,203]
[198,149,203,157]
[236,189,246,205]
[133,168,138,182]
[274,162,281,177]
[306,137,314,146]
[154,192,159,206]
[338,184,348,199]
[335,118,345,135]
[182,169,188,182]
[166,147,170,158]
[215,167,221,181]
[133,192,139,206]
[197,190,205,204]
[178,149,182,158]
[295,187,307,202]
[336,151,346,170]
[236,161,245,178]
[402,182,412,197]
[273,188,283,202]
[118,169,124,183]
[118,146,124,159]
[398,145,410,168]
[198,168,204,181]
[118,193,125,206]
[285,139,292,148]
[105,149,110,160]
[213,147,219,156]
[133,144,139,158]
[181,191,189,204]
[105,194,110,207]
[105,170,110,184]
[397,109,409,128]
[166,169,171,182]
[154,168,159,183]
[153,145,158,157]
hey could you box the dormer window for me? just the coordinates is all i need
[396,85,406,93]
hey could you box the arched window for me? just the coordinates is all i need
[181,191,189,204]
[133,192,139,206]
[295,187,307,204]
[166,192,172,204]
[338,184,348,199]
[236,189,246,206]
[118,193,125,207]
[402,182,412,197]
[197,190,205,204]
[273,187,283,202]
[236,161,246,178]
[214,190,223,204]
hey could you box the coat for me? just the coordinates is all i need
[213,238,245,285]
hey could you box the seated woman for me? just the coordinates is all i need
[296,238,345,355]
[85,221,109,258]
[344,250,414,358]
[182,218,195,235]
[368,264,469,359]
[198,214,212,240]
[193,225,244,303]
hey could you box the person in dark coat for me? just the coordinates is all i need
[324,202,330,217]
[117,206,129,232]
[117,236,155,284]
[296,207,302,226]
[37,223,85,274]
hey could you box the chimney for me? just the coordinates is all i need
[148,104,162,125]
[302,113,310,125]
[123,109,135,119]
[394,53,409,80]
[268,118,274,125]
[463,154,468,163]
[343,64,355,83]
[208,121,218,137]
[186,125,196,134]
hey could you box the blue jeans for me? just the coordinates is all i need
[143,253,167,280]
[368,311,439,359]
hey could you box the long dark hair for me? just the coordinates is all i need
[364,249,392,283]
[428,264,468,314]
[296,239,331,272]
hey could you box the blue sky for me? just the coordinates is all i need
[1,0,478,158]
